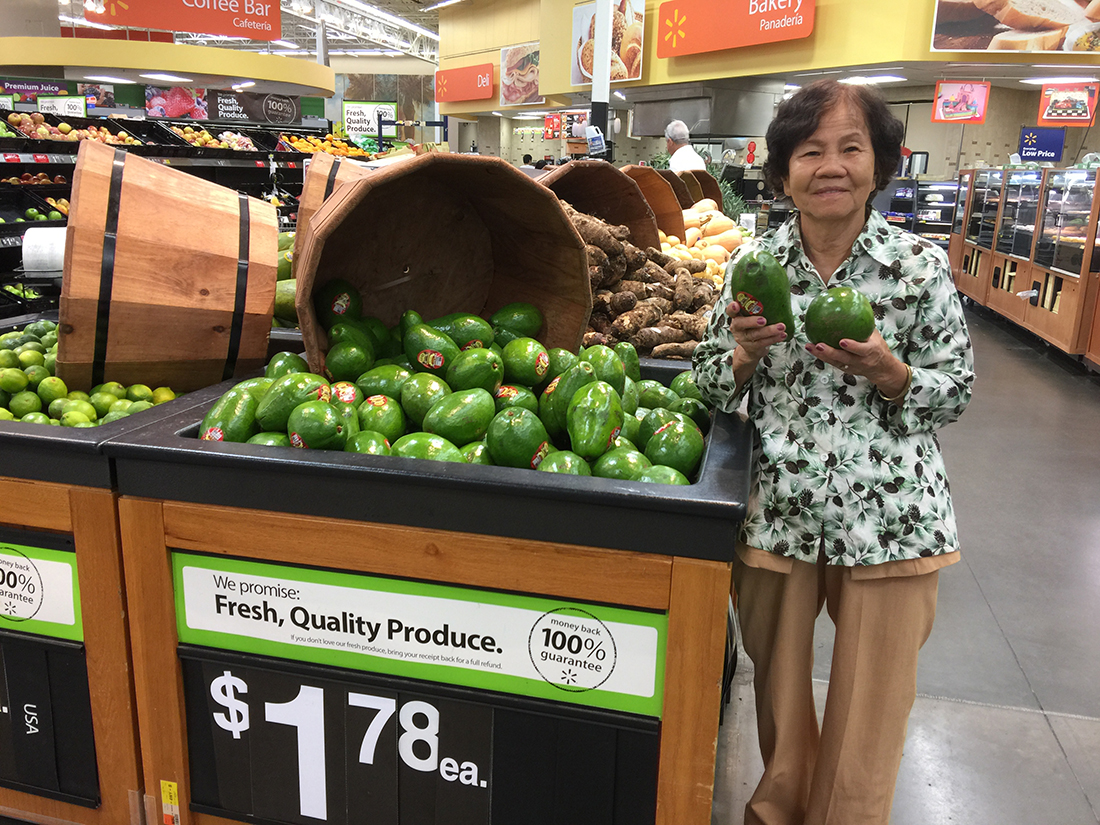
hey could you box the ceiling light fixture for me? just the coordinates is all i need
[272,39,299,48]
[84,74,137,84]
[334,0,440,41]
[140,73,194,83]
[1020,75,1098,85]
[60,13,114,29]
[839,75,907,85]
[234,80,256,88]
[613,90,626,100]
[491,111,503,117]
[423,0,463,9]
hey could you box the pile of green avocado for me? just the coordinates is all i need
[198,279,713,485]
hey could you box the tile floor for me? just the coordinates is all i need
[711,306,1100,825]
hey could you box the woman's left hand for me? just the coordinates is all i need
[805,330,908,392]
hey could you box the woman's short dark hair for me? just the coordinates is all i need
[762,79,904,202]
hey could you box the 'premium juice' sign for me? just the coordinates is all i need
[656,0,814,58]
[87,0,281,41]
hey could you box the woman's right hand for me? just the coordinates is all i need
[726,300,787,361]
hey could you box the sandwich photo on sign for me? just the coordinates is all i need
[571,0,645,86]
[931,0,1100,51]
[500,43,544,106]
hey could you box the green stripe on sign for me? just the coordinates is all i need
[172,552,667,718]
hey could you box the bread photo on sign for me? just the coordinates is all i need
[575,0,643,82]
[933,0,1086,49]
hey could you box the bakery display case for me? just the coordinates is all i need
[948,170,973,280]
[913,180,959,247]
[995,169,1043,260]
[1020,168,1100,353]
[986,254,1030,323]
[964,168,1003,250]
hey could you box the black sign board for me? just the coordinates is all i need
[209,91,301,126]
[181,647,659,825]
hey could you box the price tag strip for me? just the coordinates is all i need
[172,552,667,717]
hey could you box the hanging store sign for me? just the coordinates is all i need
[87,0,281,41]
[343,101,397,142]
[36,95,87,119]
[173,552,667,717]
[544,112,561,139]
[1018,127,1066,163]
[0,80,67,104]
[655,0,814,58]
[500,43,544,106]
[931,81,990,124]
[571,0,646,85]
[435,64,495,103]
[1037,82,1099,128]
[211,90,301,125]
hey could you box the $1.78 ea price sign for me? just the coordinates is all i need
[186,655,493,825]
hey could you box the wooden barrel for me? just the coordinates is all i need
[677,170,705,204]
[538,159,660,250]
[292,153,371,277]
[59,140,277,392]
[656,169,694,208]
[688,169,724,210]
[294,153,591,373]
[620,164,686,242]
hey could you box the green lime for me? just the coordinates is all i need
[0,408,13,421]
[8,390,42,418]
[39,332,57,349]
[127,400,154,414]
[100,410,130,425]
[20,412,51,425]
[126,384,154,403]
[67,391,91,403]
[0,351,19,369]
[60,411,91,427]
[152,387,177,404]
[22,365,49,389]
[43,352,56,373]
[62,399,98,421]
[108,398,134,414]
[17,350,45,369]
[47,397,69,419]
[99,381,127,398]
[89,392,120,418]
[15,341,46,355]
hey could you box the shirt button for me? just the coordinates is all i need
[820,453,829,463]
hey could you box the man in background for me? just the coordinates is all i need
[519,154,542,177]
[665,120,707,172]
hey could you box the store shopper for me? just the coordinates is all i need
[693,79,974,825]
[665,119,707,172]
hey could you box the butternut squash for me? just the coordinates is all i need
[685,226,702,247]
[706,228,743,253]
[693,198,718,211]
[702,214,736,237]
[681,209,701,230]
[699,243,730,264]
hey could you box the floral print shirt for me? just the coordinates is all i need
[693,211,974,567]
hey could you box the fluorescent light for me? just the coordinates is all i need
[59,13,113,29]
[272,39,298,48]
[334,0,440,41]
[794,69,841,77]
[84,74,137,84]
[613,91,626,100]
[424,0,463,9]
[234,80,256,88]
[1021,76,1098,85]
[839,75,907,85]
[491,111,503,117]
[784,83,800,90]
[140,73,193,83]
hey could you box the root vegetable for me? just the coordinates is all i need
[623,242,647,272]
[641,261,675,286]
[673,271,695,311]
[646,247,675,268]
[611,300,664,338]
[666,311,709,339]
[565,204,624,256]
[633,325,691,349]
[589,311,614,335]
[594,290,614,314]
[613,279,648,300]
[645,283,675,302]
[610,291,637,315]
[605,253,627,287]
[652,341,698,359]
[586,244,609,270]
[649,297,674,315]
[583,331,610,347]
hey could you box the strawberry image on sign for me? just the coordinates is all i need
[201,426,225,441]
[417,350,445,370]
[164,87,198,118]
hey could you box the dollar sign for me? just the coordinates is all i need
[210,670,249,739]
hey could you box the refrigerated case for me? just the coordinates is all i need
[964,169,1003,249]
[995,169,1043,260]
[1019,168,1100,353]
[913,180,959,247]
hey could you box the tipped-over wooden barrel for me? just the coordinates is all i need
[294,153,591,374]
[292,153,371,277]
[656,169,694,208]
[538,159,660,250]
[58,140,277,392]
[620,164,686,242]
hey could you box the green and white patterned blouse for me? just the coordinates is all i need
[693,210,974,567]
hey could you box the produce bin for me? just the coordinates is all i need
[620,164,686,242]
[538,158,661,251]
[294,152,591,372]
[103,366,752,825]
[683,169,723,210]
[0,314,223,825]
[656,169,693,209]
[58,139,278,392]
[292,152,371,277]
[677,171,704,204]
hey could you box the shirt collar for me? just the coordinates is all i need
[770,208,899,270]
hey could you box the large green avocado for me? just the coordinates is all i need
[539,361,596,441]
[199,387,259,443]
[566,381,624,461]
[726,249,795,340]
[422,388,496,445]
[255,372,331,433]
[403,323,460,378]
[805,286,876,348]
[486,408,553,469]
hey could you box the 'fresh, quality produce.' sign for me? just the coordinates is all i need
[173,553,668,716]
[656,0,814,58]
[86,0,281,41]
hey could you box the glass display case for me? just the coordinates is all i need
[1034,169,1100,277]
[995,169,1043,259]
[953,171,971,236]
[965,169,1003,248]
[913,180,958,247]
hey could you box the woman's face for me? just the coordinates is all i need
[782,101,877,229]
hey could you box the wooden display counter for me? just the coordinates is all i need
[956,242,992,305]
[104,373,753,825]
[985,254,1029,324]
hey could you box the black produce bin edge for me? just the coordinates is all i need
[102,380,752,560]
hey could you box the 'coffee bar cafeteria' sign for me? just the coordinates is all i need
[657,0,814,57]
[87,0,281,41]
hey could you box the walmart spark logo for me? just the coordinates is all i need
[438,77,447,97]
[664,9,688,48]
[105,0,130,15]
[1024,132,1037,146]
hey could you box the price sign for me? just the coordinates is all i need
[0,96,13,111]
[36,96,87,119]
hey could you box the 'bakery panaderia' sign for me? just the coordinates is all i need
[656,0,814,58]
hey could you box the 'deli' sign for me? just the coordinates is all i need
[436,64,495,103]
[87,0,281,41]
[656,0,814,58]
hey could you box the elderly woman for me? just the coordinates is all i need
[693,80,974,825]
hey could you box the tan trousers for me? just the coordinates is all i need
[732,554,939,825]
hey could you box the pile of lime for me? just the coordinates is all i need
[0,319,178,427]
[197,286,713,485]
